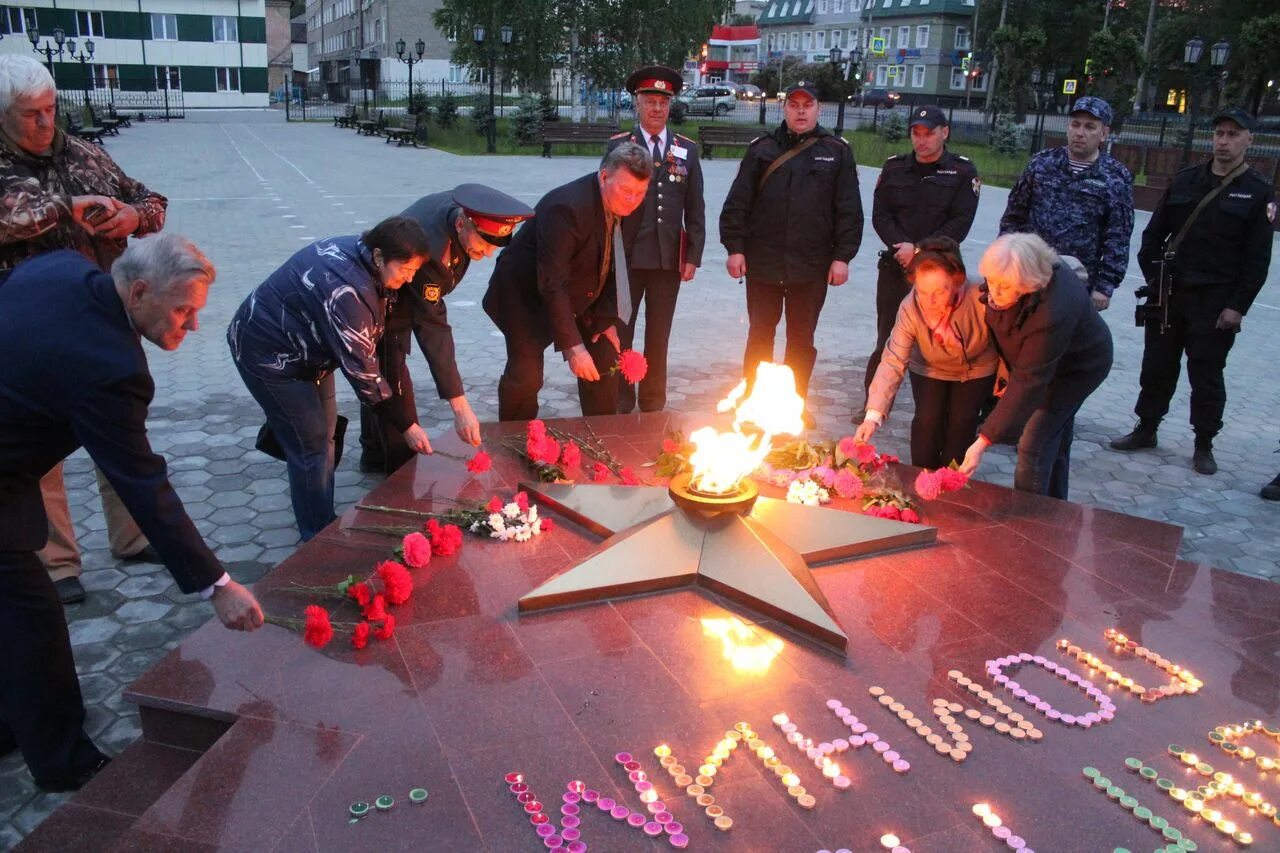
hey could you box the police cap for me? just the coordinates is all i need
[625,65,684,97]
[909,105,948,129]
[1212,107,1255,132]
[1070,96,1113,125]
[784,80,820,101]
[452,183,535,246]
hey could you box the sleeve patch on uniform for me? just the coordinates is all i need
[972,177,982,197]
[1268,201,1277,224]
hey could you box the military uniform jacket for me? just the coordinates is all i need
[484,173,619,352]
[1137,162,1276,315]
[606,128,705,270]
[0,251,222,593]
[720,123,862,286]
[999,146,1134,298]
[394,192,472,400]
[873,150,979,247]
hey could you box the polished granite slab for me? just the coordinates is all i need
[21,413,1280,852]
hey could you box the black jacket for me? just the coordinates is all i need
[1137,162,1275,315]
[606,127,706,270]
[0,251,222,593]
[981,263,1114,445]
[393,192,472,400]
[873,149,980,247]
[719,123,862,286]
[484,173,619,351]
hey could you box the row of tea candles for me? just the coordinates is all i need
[504,772,588,853]
[816,832,912,853]
[609,753,691,846]
[986,653,1116,727]
[652,742,738,828]
[1101,629,1204,698]
[971,803,1034,851]
[1058,636,1201,702]
[1207,721,1280,771]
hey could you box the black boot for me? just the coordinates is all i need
[1192,436,1217,476]
[1110,419,1158,451]
[1262,474,1280,501]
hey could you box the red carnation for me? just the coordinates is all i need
[515,491,530,511]
[486,495,504,513]
[592,462,611,483]
[853,442,878,465]
[868,505,902,520]
[837,436,858,460]
[346,581,371,607]
[900,508,921,524]
[427,518,463,556]
[561,441,582,469]
[541,518,555,532]
[527,419,546,440]
[374,614,396,641]
[662,438,680,455]
[914,470,943,501]
[303,605,333,649]
[619,466,640,486]
[402,531,432,569]
[526,434,561,465]
[466,450,492,474]
[364,594,388,621]
[376,560,414,605]
[352,621,371,650]
[616,349,648,384]
[938,468,969,492]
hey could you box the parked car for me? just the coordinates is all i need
[679,85,738,116]
[735,84,764,101]
[858,88,901,107]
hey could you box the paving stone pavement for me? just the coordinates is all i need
[3,109,1278,845]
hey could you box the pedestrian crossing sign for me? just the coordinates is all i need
[870,36,886,55]
[1062,78,1078,95]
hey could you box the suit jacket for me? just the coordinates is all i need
[606,127,705,270]
[0,250,221,593]
[484,172,618,352]
[393,192,472,400]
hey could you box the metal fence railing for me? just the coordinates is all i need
[282,79,527,122]
[55,81,185,121]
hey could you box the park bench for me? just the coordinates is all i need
[107,105,131,128]
[698,125,759,159]
[356,110,385,136]
[88,106,121,136]
[383,113,422,147]
[66,113,106,145]
[334,105,358,128]
[540,122,618,157]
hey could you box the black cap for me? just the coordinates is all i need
[1212,107,1255,132]
[784,80,819,101]
[452,183,535,247]
[909,105,947,129]
[625,65,684,97]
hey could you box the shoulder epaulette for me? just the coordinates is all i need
[748,135,767,146]
[884,153,907,163]
[609,131,629,139]
[1173,163,1201,176]
[956,154,971,162]
[675,132,696,144]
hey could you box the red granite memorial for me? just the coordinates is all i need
[16,370,1280,852]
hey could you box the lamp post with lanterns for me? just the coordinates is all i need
[64,37,96,108]
[473,22,513,154]
[1180,36,1230,166]
[1029,67,1056,152]
[827,44,862,137]
[27,26,66,81]
[395,37,426,114]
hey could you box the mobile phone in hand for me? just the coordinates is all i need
[83,203,110,226]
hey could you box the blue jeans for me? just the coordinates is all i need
[236,364,337,540]
[1014,403,1079,500]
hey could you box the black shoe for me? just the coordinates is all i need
[120,545,162,564]
[1261,474,1280,501]
[1192,447,1217,476]
[35,755,111,793]
[1110,422,1158,451]
[54,576,86,605]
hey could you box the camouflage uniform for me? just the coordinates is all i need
[999,145,1134,298]
[0,128,167,271]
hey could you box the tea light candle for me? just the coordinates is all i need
[880,833,901,848]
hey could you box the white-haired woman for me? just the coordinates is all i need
[959,234,1113,499]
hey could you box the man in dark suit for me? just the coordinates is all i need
[606,65,705,413]
[484,142,652,421]
[0,235,263,791]
[359,185,534,473]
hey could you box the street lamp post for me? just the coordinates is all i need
[1180,36,1230,167]
[473,23,514,154]
[63,37,96,109]
[1029,67,1056,152]
[395,37,426,114]
[827,45,861,137]
[27,26,66,81]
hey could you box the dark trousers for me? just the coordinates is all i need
[907,372,994,469]
[617,268,681,414]
[742,279,829,399]
[238,363,338,541]
[0,549,107,784]
[497,317,619,422]
[863,257,912,408]
[1135,288,1237,441]
[359,322,416,475]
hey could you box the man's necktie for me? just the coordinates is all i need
[613,220,632,323]
[651,133,662,165]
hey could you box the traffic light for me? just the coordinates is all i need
[961,52,972,73]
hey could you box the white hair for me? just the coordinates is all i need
[112,233,216,295]
[0,55,55,114]
[979,233,1059,295]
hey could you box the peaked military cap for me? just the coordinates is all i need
[625,65,684,97]
[453,183,535,246]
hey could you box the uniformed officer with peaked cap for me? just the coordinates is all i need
[606,64,705,413]
[856,104,979,422]
[1111,107,1275,476]
[360,183,534,473]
